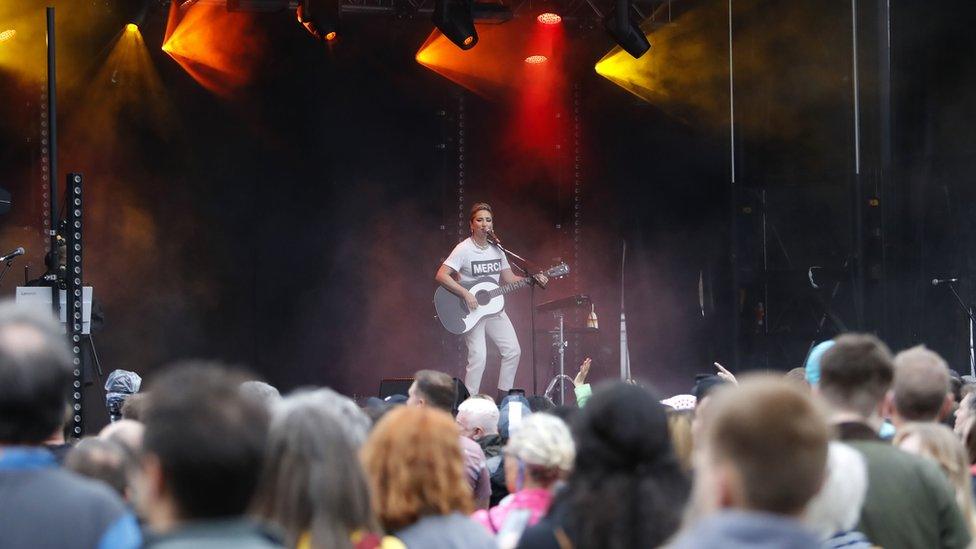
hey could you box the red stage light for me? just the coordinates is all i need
[536,13,561,24]
[525,55,547,64]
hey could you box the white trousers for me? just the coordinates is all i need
[463,311,521,394]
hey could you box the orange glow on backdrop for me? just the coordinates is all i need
[162,1,266,96]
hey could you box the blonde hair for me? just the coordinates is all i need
[505,413,575,472]
[894,422,976,534]
[360,406,473,531]
[666,408,695,472]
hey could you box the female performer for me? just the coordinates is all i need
[435,203,546,400]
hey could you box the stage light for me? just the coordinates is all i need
[126,23,138,32]
[0,29,15,43]
[537,13,561,25]
[604,0,650,59]
[432,0,478,50]
[297,0,339,42]
[525,55,547,64]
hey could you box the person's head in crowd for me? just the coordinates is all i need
[240,380,282,410]
[691,375,727,446]
[667,408,696,472]
[692,374,726,404]
[956,391,976,437]
[803,441,868,541]
[137,362,269,533]
[543,404,579,425]
[784,367,810,389]
[498,393,532,442]
[526,395,555,413]
[552,381,689,548]
[804,340,835,386]
[817,333,894,427]
[104,369,143,423]
[253,390,381,548]
[284,388,372,448]
[471,393,495,404]
[0,302,73,446]
[895,422,976,533]
[690,376,828,520]
[99,418,145,456]
[456,397,499,441]
[888,345,953,427]
[65,437,138,500]
[503,413,574,493]
[121,392,148,421]
[803,442,869,542]
[962,382,976,401]
[363,397,403,426]
[407,369,456,412]
[361,406,472,532]
[950,369,963,403]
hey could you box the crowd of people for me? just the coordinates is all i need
[4,300,976,548]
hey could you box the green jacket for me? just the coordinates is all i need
[848,438,971,549]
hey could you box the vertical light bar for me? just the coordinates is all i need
[66,173,84,438]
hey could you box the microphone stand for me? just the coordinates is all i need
[942,281,976,376]
[489,236,542,396]
[0,258,15,288]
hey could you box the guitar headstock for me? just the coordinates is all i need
[545,262,570,278]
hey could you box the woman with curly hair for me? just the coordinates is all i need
[516,381,690,549]
[361,406,495,549]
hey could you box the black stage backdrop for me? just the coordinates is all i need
[0,0,974,431]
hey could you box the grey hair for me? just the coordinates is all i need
[802,442,867,540]
[252,393,379,549]
[457,397,500,436]
[274,388,371,448]
[240,380,282,410]
[505,413,575,471]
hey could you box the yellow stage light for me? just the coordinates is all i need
[0,29,15,43]
[126,23,138,32]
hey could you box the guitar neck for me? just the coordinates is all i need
[488,277,533,299]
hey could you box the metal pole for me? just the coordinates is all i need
[46,8,60,314]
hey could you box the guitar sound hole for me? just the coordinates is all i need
[476,291,491,306]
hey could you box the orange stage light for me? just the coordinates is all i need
[536,13,561,25]
[125,23,138,32]
[325,31,337,41]
[0,29,15,42]
[524,55,547,64]
[162,1,266,96]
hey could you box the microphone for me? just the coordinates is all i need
[0,247,25,263]
[487,229,502,246]
[932,278,959,286]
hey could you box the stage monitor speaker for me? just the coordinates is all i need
[378,376,470,411]
[379,377,413,399]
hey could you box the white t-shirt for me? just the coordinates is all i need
[443,238,511,284]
